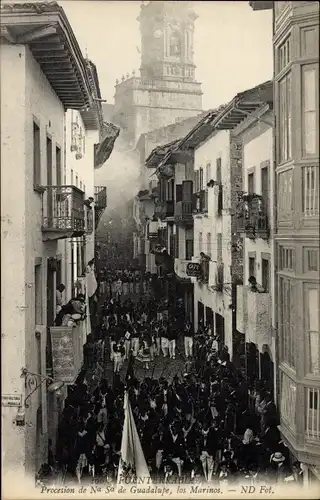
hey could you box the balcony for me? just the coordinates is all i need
[209,261,224,291]
[94,186,107,230]
[196,259,209,284]
[305,387,320,444]
[154,200,174,220]
[237,194,270,240]
[94,186,107,210]
[236,285,271,350]
[42,185,85,241]
[148,220,159,240]
[174,258,191,281]
[174,201,193,225]
[193,190,208,214]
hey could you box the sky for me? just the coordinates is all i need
[59,0,273,110]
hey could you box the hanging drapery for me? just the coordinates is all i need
[85,262,97,298]
[94,121,120,169]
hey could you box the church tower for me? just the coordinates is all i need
[113,0,202,146]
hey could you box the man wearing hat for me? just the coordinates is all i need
[269,451,289,483]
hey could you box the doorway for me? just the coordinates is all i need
[215,313,225,344]
[205,306,213,328]
[198,301,204,328]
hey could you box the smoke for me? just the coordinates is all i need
[94,134,140,214]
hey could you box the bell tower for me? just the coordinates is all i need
[139,1,198,81]
[113,0,202,145]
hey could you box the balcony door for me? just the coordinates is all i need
[215,313,225,344]
[47,137,53,223]
[46,260,55,326]
[205,306,213,327]
[261,166,269,213]
[198,301,204,327]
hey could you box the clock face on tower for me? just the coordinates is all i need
[154,29,162,38]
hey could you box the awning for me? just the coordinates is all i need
[94,121,120,169]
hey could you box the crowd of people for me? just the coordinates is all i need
[36,290,304,489]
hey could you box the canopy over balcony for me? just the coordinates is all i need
[0,1,92,110]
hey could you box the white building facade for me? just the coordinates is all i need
[234,106,276,395]
[192,130,234,356]
[0,2,97,490]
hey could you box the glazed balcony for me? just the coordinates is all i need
[237,194,270,240]
[236,285,271,350]
[174,201,193,225]
[279,376,320,463]
[42,185,85,241]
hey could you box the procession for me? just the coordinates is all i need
[34,270,304,489]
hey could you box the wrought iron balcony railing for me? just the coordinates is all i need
[42,185,85,240]
[174,201,193,224]
[237,193,270,240]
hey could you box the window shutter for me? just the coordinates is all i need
[182,180,193,201]
[216,158,222,184]
[176,184,183,203]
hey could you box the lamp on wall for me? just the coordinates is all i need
[21,368,65,408]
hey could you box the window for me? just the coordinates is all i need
[199,168,204,190]
[278,36,291,72]
[306,387,320,440]
[301,27,318,58]
[83,184,86,194]
[35,265,42,325]
[307,249,319,272]
[206,163,211,185]
[262,258,270,292]
[216,158,222,184]
[302,65,318,156]
[261,166,269,212]
[80,181,83,191]
[249,256,256,278]
[279,73,292,162]
[302,165,319,216]
[248,172,255,194]
[279,277,295,368]
[206,233,211,257]
[33,122,41,187]
[278,169,293,218]
[75,175,78,187]
[217,233,222,262]
[176,184,182,203]
[56,146,62,186]
[46,137,52,185]
[199,232,203,254]
[186,239,193,260]
[280,247,294,271]
[307,287,320,375]
[71,169,74,185]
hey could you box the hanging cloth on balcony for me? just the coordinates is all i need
[94,121,120,169]
[86,263,98,298]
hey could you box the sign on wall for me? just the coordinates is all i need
[186,262,202,277]
[2,394,22,407]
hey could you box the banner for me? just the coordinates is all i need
[94,121,120,169]
[50,326,80,384]
[117,392,151,486]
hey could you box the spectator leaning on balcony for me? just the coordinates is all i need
[248,276,265,293]
[56,283,65,314]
